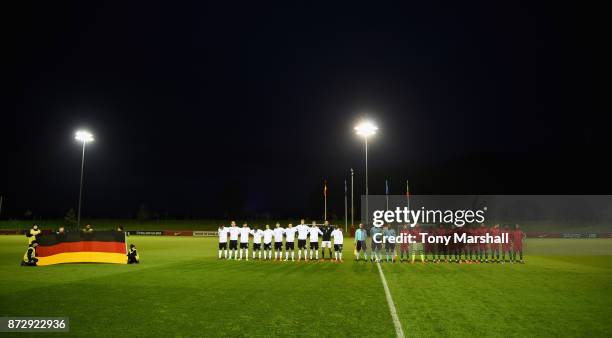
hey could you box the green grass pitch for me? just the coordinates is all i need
[1,236,611,337]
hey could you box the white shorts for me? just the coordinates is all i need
[321,241,332,248]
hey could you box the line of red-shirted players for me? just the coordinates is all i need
[398,223,525,264]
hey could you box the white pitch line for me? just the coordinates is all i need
[376,262,405,338]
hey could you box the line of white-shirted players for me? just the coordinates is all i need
[218,219,345,262]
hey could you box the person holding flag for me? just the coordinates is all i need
[127,244,140,264]
[26,224,41,245]
[21,241,39,266]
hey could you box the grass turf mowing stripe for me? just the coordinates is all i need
[377,261,405,338]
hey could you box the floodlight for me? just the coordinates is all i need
[75,130,94,143]
[354,121,378,137]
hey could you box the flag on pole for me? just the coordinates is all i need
[324,180,327,197]
[324,180,328,221]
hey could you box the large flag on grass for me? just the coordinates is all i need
[36,231,127,266]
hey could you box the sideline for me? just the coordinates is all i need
[376,262,405,338]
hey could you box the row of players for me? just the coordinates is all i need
[218,220,345,261]
[353,223,525,264]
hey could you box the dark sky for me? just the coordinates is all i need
[3,1,608,220]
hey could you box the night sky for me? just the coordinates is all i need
[3,1,607,220]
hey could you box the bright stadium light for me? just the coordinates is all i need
[75,130,94,143]
[75,130,94,229]
[354,120,377,226]
[354,120,378,137]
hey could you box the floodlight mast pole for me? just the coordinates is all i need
[355,121,377,227]
[77,140,86,229]
[364,136,369,226]
[350,168,354,228]
[344,179,348,232]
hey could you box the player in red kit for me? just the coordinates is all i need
[399,224,410,262]
[410,224,425,263]
[424,225,434,262]
[453,225,464,263]
[478,223,488,263]
[512,224,525,264]
[501,225,512,263]
[434,224,445,263]
[465,226,478,263]
[490,224,501,263]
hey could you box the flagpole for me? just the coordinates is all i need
[406,180,410,211]
[324,180,327,221]
[385,179,389,211]
[344,179,348,232]
[406,180,410,232]
[401,180,409,235]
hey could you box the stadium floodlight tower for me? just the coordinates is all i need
[354,120,377,226]
[75,130,94,229]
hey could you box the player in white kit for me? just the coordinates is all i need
[309,221,323,260]
[262,224,274,260]
[331,227,344,262]
[283,223,297,261]
[295,219,310,261]
[218,225,229,259]
[250,226,264,259]
[238,223,251,260]
[272,223,285,261]
[227,221,240,260]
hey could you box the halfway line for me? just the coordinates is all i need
[376,262,405,338]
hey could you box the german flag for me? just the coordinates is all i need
[36,231,127,266]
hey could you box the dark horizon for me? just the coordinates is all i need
[3,1,608,220]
